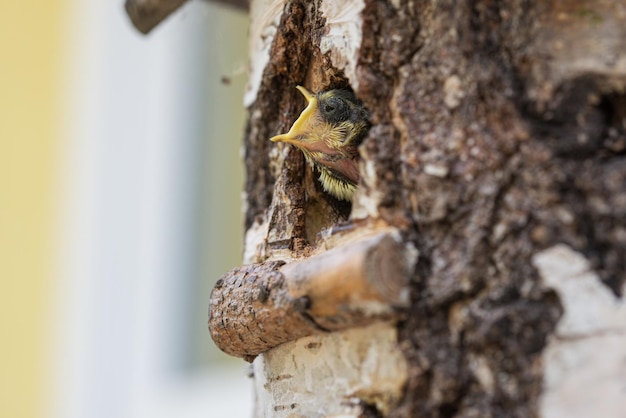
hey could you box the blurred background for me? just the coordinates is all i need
[0,1,252,417]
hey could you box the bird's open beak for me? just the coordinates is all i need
[270,85,318,145]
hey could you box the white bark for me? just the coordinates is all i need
[245,0,285,107]
[252,322,408,418]
[533,245,626,418]
[318,0,365,90]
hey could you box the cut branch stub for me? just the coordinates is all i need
[208,231,414,360]
[208,260,316,361]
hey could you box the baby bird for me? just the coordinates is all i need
[270,86,369,201]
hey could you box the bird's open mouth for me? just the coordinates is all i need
[270,86,319,146]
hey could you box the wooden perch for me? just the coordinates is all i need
[208,232,413,360]
[125,0,248,34]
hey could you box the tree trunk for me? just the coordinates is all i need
[225,1,626,416]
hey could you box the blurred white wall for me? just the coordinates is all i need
[52,1,252,417]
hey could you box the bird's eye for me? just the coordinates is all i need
[320,96,349,123]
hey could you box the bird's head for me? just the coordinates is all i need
[270,86,369,157]
[270,86,369,201]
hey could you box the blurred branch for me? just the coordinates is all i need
[125,0,248,34]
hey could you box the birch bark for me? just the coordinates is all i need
[234,1,626,416]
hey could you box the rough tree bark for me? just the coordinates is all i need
[214,1,626,417]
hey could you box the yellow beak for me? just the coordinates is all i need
[270,85,318,145]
